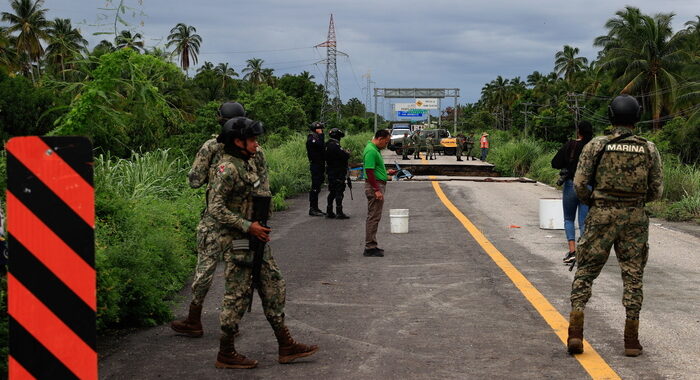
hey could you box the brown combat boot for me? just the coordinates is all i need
[624,319,643,357]
[215,334,258,369]
[274,325,319,364]
[170,302,203,337]
[567,311,584,354]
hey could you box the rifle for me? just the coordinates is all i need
[346,168,353,200]
[248,195,271,311]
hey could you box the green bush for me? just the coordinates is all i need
[490,139,546,177]
[94,150,200,330]
[527,151,560,185]
[661,159,700,202]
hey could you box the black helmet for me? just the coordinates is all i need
[217,117,264,143]
[218,102,246,119]
[329,128,345,140]
[608,94,642,125]
[309,121,325,131]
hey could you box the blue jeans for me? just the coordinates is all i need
[480,148,489,161]
[562,179,588,242]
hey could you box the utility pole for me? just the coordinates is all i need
[567,92,585,126]
[362,71,375,118]
[521,102,534,137]
[316,14,342,122]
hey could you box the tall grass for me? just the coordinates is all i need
[490,139,547,177]
[95,149,190,200]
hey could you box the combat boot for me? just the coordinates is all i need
[274,325,319,364]
[335,206,350,219]
[215,334,257,369]
[325,206,336,218]
[170,302,203,337]
[567,311,584,354]
[624,319,643,357]
[309,208,325,216]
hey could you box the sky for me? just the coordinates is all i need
[8,0,699,118]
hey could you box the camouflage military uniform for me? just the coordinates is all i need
[570,126,663,320]
[412,132,422,159]
[401,134,410,160]
[206,150,285,335]
[426,136,435,160]
[189,139,270,307]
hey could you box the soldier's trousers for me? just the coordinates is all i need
[326,177,346,210]
[570,206,649,320]
[190,219,222,306]
[413,146,421,159]
[220,246,286,335]
[426,147,435,159]
[309,162,325,209]
[456,146,463,159]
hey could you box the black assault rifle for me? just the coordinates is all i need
[248,196,271,311]
[346,168,353,200]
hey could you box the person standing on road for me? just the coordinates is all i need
[171,101,246,337]
[455,133,466,161]
[466,132,475,160]
[401,132,411,160]
[426,135,436,160]
[566,94,663,358]
[480,132,489,161]
[209,117,319,369]
[325,128,351,219]
[307,121,326,216]
[412,130,422,159]
[551,121,594,264]
[362,129,397,257]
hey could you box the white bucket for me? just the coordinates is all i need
[539,198,564,230]
[390,209,409,233]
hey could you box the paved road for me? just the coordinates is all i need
[99,180,700,379]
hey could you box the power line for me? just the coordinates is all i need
[200,46,315,55]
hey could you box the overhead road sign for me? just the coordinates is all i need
[397,111,425,118]
[415,98,438,109]
[378,88,459,99]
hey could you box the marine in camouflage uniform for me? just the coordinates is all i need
[172,103,245,337]
[412,131,422,159]
[455,133,465,161]
[566,95,663,357]
[425,136,435,160]
[209,117,318,369]
[401,132,411,160]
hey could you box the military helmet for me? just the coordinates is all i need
[608,94,642,125]
[218,102,246,119]
[329,128,345,140]
[217,117,264,143]
[309,121,325,131]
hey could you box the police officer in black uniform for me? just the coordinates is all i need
[307,121,326,216]
[325,128,350,219]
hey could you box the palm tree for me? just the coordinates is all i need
[0,26,18,72]
[197,61,214,73]
[1,0,50,79]
[596,11,690,129]
[45,18,87,80]
[299,70,315,81]
[242,58,265,87]
[214,62,238,90]
[262,68,275,87]
[115,30,144,52]
[554,45,588,83]
[166,23,202,75]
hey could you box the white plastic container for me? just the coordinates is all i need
[539,199,564,230]
[390,209,410,233]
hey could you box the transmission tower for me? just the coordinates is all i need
[316,14,343,122]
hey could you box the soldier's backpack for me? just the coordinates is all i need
[590,133,650,197]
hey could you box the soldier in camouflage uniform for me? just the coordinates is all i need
[566,95,663,357]
[401,132,411,160]
[171,102,246,337]
[425,135,436,160]
[209,117,318,369]
[455,133,465,161]
[412,130,422,159]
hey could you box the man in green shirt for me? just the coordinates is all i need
[362,129,396,257]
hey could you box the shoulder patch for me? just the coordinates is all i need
[218,165,226,173]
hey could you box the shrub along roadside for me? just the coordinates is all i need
[487,132,700,223]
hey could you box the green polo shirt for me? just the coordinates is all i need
[363,141,387,181]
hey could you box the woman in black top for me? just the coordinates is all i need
[551,121,593,264]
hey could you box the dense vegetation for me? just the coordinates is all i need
[0,1,698,375]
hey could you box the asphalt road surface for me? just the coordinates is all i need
[99,180,700,380]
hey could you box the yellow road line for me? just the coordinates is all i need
[430,179,621,380]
